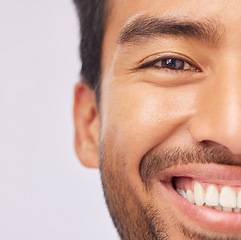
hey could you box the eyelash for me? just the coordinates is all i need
[137,56,201,72]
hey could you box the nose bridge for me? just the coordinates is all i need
[189,59,241,154]
[213,68,241,134]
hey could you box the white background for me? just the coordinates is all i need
[0,0,118,239]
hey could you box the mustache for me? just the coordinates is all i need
[139,145,241,188]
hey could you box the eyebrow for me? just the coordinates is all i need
[118,15,223,46]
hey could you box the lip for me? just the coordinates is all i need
[157,163,241,233]
[158,163,241,186]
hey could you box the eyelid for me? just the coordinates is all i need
[137,52,201,72]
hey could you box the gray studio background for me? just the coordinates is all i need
[0,1,118,239]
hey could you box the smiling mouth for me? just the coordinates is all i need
[173,177,241,213]
[157,163,241,233]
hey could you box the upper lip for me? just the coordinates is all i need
[158,163,241,186]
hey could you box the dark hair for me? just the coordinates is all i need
[73,0,107,93]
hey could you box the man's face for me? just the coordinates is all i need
[75,0,241,239]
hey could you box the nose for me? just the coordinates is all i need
[189,64,241,155]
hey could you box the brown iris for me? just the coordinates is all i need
[161,58,185,70]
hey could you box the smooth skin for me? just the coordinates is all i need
[74,0,241,239]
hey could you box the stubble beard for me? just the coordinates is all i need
[99,141,241,240]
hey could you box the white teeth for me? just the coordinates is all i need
[176,182,241,212]
[176,188,187,199]
[214,204,222,211]
[234,207,241,213]
[186,189,195,204]
[220,186,236,208]
[223,207,232,212]
[237,191,241,208]
[205,204,214,209]
[205,184,219,206]
[194,182,205,206]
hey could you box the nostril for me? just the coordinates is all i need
[199,140,231,152]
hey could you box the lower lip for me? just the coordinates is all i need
[160,181,241,233]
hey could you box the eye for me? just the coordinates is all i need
[156,58,193,71]
[138,55,201,72]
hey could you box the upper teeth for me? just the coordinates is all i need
[176,181,241,212]
[205,184,219,206]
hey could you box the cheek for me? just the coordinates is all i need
[101,82,197,174]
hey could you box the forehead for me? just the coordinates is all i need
[106,0,241,25]
[102,0,241,71]
[100,0,241,89]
